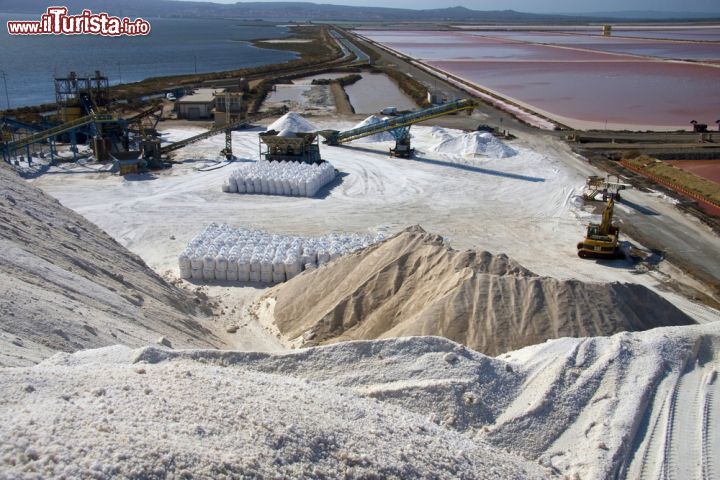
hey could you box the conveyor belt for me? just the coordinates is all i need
[319,99,475,145]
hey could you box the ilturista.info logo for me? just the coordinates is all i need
[7,6,151,36]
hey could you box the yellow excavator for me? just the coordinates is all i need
[577,198,622,259]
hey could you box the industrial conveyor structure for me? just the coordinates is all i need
[1,117,51,136]
[319,99,475,158]
[154,107,288,160]
[2,113,115,163]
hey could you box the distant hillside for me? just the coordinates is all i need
[1,0,599,23]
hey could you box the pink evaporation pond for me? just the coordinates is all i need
[426,60,720,127]
[471,31,720,61]
[584,29,720,42]
[357,29,720,128]
[356,30,633,62]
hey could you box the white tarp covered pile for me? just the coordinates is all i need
[432,130,517,158]
[222,160,336,197]
[178,223,384,283]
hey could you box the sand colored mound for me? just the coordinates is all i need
[0,164,225,366]
[264,226,695,355]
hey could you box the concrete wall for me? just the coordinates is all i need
[177,102,212,120]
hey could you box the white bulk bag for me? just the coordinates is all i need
[215,255,228,273]
[179,265,192,279]
[203,254,215,271]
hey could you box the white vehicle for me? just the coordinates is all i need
[381,106,397,115]
[166,93,176,101]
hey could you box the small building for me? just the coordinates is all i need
[213,86,245,127]
[176,88,216,120]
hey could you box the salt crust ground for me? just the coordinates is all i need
[2,322,719,479]
[6,118,720,478]
[29,122,720,326]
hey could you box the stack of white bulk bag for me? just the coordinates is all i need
[224,160,336,198]
[177,223,384,285]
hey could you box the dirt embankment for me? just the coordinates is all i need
[329,82,355,114]
[0,164,227,366]
[622,153,720,208]
[262,226,695,356]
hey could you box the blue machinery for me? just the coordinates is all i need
[2,113,115,164]
[2,107,286,167]
[2,71,116,164]
[319,99,475,157]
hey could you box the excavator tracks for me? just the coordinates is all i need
[633,365,715,479]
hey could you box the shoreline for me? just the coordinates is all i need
[0,28,338,115]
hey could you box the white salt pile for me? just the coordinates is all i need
[266,111,318,133]
[432,131,516,158]
[0,341,547,479]
[222,160,335,197]
[178,223,384,283]
[3,326,719,479]
[430,125,454,141]
[0,159,223,367]
[348,115,395,142]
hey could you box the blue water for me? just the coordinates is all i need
[0,14,298,108]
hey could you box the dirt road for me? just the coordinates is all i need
[329,83,354,114]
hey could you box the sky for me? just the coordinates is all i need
[185,0,720,14]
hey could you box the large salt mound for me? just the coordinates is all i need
[432,131,517,158]
[349,115,395,142]
[6,324,718,479]
[263,226,695,355]
[136,324,720,480]
[0,343,547,479]
[266,111,318,133]
[0,163,224,366]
